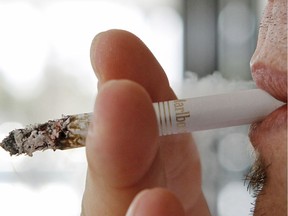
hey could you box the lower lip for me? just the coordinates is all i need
[249,104,287,148]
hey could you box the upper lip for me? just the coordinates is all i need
[250,62,287,103]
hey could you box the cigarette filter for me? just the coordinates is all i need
[0,89,284,156]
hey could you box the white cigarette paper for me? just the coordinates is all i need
[153,89,284,136]
[0,89,284,156]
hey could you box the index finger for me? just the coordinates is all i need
[90,29,177,102]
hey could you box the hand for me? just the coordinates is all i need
[81,29,210,216]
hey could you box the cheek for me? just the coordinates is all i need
[261,128,287,201]
[267,133,287,185]
[253,130,287,215]
[258,128,287,165]
[254,174,287,215]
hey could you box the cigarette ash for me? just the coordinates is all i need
[0,114,88,156]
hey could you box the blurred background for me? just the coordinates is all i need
[0,0,265,215]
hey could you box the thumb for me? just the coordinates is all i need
[82,80,162,215]
[126,188,185,216]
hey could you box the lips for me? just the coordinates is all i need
[248,80,287,148]
[251,64,287,103]
[248,78,287,149]
[249,0,287,147]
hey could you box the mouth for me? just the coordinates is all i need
[249,63,287,149]
[249,0,287,148]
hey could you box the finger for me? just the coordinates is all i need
[90,29,176,102]
[83,80,162,215]
[126,188,185,216]
[90,29,206,212]
[86,80,159,187]
[86,29,210,215]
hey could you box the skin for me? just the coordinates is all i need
[249,0,287,215]
[82,0,287,215]
[82,29,210,216]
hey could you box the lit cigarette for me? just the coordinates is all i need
[0,89,284,156]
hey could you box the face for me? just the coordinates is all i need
[249,0,287,215]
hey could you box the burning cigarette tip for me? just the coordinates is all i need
[0,133,19,156]
[0,113,90,156]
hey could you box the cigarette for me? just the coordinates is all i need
[0,89,284,156]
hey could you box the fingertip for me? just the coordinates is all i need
[126,188,185,216]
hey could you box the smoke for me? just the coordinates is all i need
[181,71,256,98]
